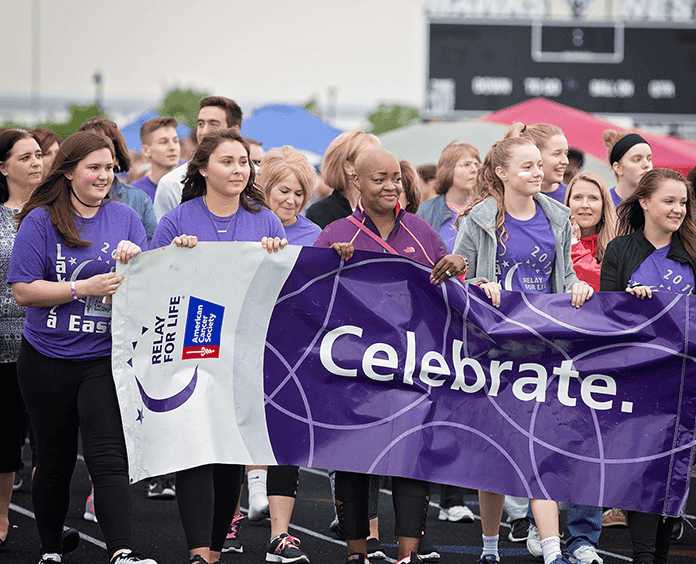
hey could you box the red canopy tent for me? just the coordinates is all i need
[480,98,696,178]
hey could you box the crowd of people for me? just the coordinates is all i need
[0,94,695,564]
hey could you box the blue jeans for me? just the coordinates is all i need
[527,502,602,552]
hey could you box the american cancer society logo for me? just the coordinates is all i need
[182,297,225,360]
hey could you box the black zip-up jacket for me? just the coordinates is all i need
[600,229,696,292]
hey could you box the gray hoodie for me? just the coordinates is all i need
[453,194,579,293]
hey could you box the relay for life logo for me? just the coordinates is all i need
[182,297,225,359]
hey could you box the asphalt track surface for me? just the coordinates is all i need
[5,449,696,564]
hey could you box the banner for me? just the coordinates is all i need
[113,243,696,516]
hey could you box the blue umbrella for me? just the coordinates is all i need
[240,104,343,156]
[120,110,192,152]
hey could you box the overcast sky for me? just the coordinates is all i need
[2,0,428,110]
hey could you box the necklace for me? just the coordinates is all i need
[203,196,238,240]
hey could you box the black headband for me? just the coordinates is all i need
[610,133,650,165]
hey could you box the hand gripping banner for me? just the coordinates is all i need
[112,242,696,516]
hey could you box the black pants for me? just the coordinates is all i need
[267,465,300,498]
[176,464,244,552]
[0,362,25,473]
[335,471,429,540]
[18,338,132,558]
[626,510,675,564]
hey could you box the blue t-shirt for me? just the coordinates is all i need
[544,183,568,205]
[437,210,458,253]
[132,175,158,203]
[151,196,285,249]
[496,204,555,294]
[284,214,321,246]
[610,187,622,208]
[629,244,695,294]
[7,201,148,360]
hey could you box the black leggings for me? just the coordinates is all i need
[18,338,132,558]
[626,510,675,564]
[0,362,25,473]
[267,465,300,498]
[335,471,429,540]
[176,464,244,552]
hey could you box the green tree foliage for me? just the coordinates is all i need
[157,87,210,128]
[366,104,421,136]
[1,103,105,139]
[303,98,324,119]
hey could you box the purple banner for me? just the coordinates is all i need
[263,247,696,516]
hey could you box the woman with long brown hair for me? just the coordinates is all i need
[600,168,696,564]
[8,131,155,564]
[151,129,286,564]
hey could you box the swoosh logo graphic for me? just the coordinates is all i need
[135,365,198,412]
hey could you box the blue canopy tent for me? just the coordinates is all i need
[240,104,343,156]
[120,110,192,152]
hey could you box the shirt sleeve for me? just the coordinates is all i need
[453,215,484,283]
[150,211,180,250]
[153,172,184,220]
[7,214,49,284]
[599,239,621,292]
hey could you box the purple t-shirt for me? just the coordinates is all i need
[132,175,158,203]
[7,201,147,360]
[284,214,321,246]
[544,183,568,205]
[150,196,285,249]
[496,204,555,294]
[629,244,695,294]
[610,187,622,208]
[438,211,458,253]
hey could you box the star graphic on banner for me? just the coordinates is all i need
[69,257,77,265]
[136,409,144,424]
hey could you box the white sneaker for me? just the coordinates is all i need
[569,544,603,564]
[110,550,157,564]
[526,523,542,558]
[437,505,475,522]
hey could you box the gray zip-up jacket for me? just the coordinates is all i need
[453,194,580,292]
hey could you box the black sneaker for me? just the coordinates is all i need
[147,477,174,500]
[40,528,80,557]
[508,517,530,542]
[222,513,245,553]
[366,537,386,560]
[266,533,309,563]
[418,535,440,561]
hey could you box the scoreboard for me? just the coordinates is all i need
[426,19,696,119]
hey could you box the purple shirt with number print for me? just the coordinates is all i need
[496,204,556,294]
[7,201,147,360]
[150,196,285,249]
[629,244,695,294]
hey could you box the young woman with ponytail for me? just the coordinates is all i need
[505,123,569,204]
[453,137,593,564]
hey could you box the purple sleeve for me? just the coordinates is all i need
[7,214,49,284]
[128,209,148,251]
[313,226,334,248]
[150,211,180,250]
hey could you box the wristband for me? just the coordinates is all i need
[70,281,78,300]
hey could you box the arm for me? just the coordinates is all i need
[452,215,485,283]
[559,220,581,292]
[12,274,125,308]
[599,240,621,292]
